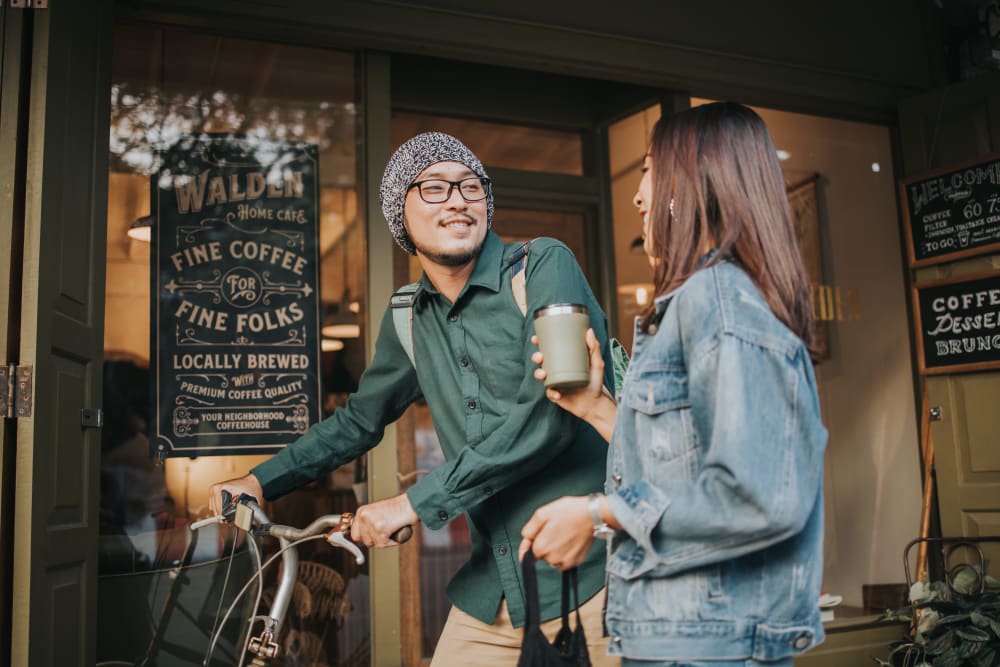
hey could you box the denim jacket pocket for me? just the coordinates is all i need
[623,366,695,467]
[623,366,688,414]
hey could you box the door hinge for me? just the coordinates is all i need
[0,364,33,419]
[6,1,49,8]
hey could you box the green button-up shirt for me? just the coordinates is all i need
[252,231,611,626]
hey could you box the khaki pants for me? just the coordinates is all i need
[430,588,620,667]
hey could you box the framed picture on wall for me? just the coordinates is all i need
[788,173,830,360]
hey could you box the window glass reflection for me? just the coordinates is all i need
[101,24,367,667]
[392,111,585,175]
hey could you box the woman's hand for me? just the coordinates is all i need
[518,496,595,571]
[532,328,617,441]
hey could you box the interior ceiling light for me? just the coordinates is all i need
[127,215,154,242]
[321,338,345,352]
[321,323,361,338]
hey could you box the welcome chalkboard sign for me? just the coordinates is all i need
[899,153,1000,267]
[913,271,1000,375]
[152,135,322,458]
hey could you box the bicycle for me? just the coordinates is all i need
[99,491,412,667]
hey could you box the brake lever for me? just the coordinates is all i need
[324,514,414,565]
[326,530,366,565]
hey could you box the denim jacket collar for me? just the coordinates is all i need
[649,247,724,322]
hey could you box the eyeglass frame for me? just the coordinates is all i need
[407,176,491,204]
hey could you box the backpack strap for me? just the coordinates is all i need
[504,240,533,316]
[390,282,420,367]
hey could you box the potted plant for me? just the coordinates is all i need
[876,567,1000,667]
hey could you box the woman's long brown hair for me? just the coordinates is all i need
[639,102,816,356]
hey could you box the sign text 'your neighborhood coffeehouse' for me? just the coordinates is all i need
[153,135,321,457]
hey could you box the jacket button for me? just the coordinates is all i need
[611,474,623,485]
[460,356,470,367]
[793,635,810,650]
[484,486,492,495]
[648,324,658,334]
[448,314,458,322]
[497,545,508,555]
[467,401,476,410]
[611,636,621,645]
[438,511,448,521]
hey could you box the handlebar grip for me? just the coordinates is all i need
[219,490,260,522]
[390,525,414,544]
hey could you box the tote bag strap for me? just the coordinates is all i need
[560,567,584,631]
[521,550,543,631]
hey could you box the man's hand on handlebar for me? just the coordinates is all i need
[209,473,264,517]
[351,492,419,548]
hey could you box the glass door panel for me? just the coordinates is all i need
[101,24,367,667]
[391,110,597,665]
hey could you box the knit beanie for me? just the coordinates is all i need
[379,132,493,255]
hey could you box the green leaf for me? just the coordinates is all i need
[969,611,990,628]
[955,627,991,642]
[952,568,982,595]
[957,639,984,659]
[927,631,954,655]
[972,648,995,667]
[934,648,962,667]
[938,614,972,626]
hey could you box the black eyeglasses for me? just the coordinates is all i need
[408,177,491,204]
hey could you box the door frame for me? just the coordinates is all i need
[8,1,114,665]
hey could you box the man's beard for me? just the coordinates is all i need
[412,233,486,267]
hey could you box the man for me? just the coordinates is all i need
[210,132,616,665]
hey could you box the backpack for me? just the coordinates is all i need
[388,239,630,398]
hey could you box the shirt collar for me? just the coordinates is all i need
[415,231,505,304]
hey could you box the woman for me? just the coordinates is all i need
[519,102,828,666]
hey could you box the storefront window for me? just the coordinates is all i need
[392,111,585,176]
[100,25,367,666]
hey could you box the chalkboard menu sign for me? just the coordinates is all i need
[913,271,1000,375]
[900,153,1000,267]
[152,135,322,458]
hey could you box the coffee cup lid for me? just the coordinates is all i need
[533,303,588,319]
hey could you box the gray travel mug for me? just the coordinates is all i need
[533,303,590,389]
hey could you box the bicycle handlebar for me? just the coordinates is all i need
[201,490,413,666]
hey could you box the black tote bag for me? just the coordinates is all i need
[517,551,592,667]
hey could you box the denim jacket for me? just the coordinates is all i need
[603,258,828,662]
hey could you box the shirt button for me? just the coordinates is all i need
[792,635,810,650]
[467,401,476,410]
[612,474,623,485]
[460,356,470,367]
[438,511,448,521]
[497,545,508,555]
[448,314,458,322]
